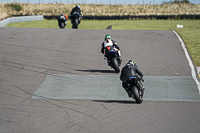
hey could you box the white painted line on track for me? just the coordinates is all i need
[173,30,200,93]
[197,67,200,78]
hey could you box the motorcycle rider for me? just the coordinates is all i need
[70,5,82,16]
[101,34,122,63]
[58,13,68,27]
[70,5,82,26]
[120,60,144,97]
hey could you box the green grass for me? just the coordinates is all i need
[6,19,200,66]
[175,28,200,66]
[6,20,59,29]
[7,19,200,30]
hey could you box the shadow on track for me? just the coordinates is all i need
[92,100,137,104]
[75,69,114,73]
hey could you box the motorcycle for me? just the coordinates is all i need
[106,47,121,73]
[125,77,144,104]
[70,12,81,29]
[58,15,67,29]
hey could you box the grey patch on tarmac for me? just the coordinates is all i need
[32,74,200,102]
[144,76,200,101]
[32,74,128,100]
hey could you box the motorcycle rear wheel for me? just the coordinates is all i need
[72,18,78,29]
[75,18,79,25]
[131,86,143,104]
[111,57,120,73]
[72,24,78,29]
[61,22,65,28]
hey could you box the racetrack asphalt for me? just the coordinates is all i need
[0,27,200,133]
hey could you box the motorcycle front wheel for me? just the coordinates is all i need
[131,86,143,104]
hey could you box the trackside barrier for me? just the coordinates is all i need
[83,15,200,20]
[0,15,43,27]
[43,15,200,20]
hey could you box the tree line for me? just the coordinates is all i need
[164,0,191,4]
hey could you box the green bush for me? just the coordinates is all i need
[5,4,22,12]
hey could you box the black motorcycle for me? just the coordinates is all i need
[70,12,81,29]
[125,77,144,104]
[58,15,66,29]
[106,47,121,73]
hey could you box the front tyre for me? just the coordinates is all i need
[131,86,143,104]
[111,57,120,73]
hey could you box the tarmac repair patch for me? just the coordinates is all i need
[32,74,200,101]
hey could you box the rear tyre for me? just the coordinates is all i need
[72,24,78,29]
[74,18,78,29]
[61,22,65,29]
[131,86,143,104]
[75,18,78,24]
[111,58,120,73]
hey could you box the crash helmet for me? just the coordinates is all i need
[76,5,80,8]
[105,34,111,40]
[60,13,64,19]
[128,60,136,65]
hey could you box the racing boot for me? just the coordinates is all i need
[104,56,108,61]
[141,78,145,90]
[119,56,122,63]
[127,91,132,97]
[118,50,122,63]
[124,87,131,97]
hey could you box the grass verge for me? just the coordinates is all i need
[6,19,200,66]
[175,28,200,66]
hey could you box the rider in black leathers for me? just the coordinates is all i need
[70,5,82,16]
[120,60,144,97]
[70,5,82,25]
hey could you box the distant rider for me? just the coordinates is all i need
[101,34,122,62]
[58,13,68,26]
[70,5,82,16]
[120,60,144,97]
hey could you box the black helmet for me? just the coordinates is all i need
[128,60,136,65]
[76,5,80,8]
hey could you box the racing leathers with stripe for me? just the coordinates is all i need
[101,40,121,61]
